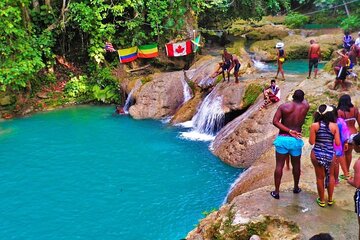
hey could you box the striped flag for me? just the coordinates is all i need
[105,42,116,52]
[138,44,158,58]
[118,46,138,63]
[191,35,201,53]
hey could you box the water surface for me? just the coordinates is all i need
[0,106,241,240]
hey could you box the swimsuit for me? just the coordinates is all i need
[313,121,334,188]
[355,188,360,216]
[234,63,241,73]
[222,60,231,71]
[309,51,319,69]
[278,49,285,63]
[273,135,304,156]
[337,66,348,81]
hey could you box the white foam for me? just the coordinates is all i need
[179,130,215,141]
[160,116,172,124]
[175,120,193,128]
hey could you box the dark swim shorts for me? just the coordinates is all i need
[234,63,241,73]
[309,58,319,69]
[222,61,231,71]
[337,66,348,81]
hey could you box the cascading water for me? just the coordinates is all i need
[124,81,141,114]
[180,74,193,104]
[180,86,225,141]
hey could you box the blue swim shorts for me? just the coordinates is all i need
[273,135,304,157]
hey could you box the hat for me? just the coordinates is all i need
[276,42,284,48]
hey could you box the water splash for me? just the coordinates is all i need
[124,81,141,114]
[179,86,224,141]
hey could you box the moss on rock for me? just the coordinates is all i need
[242,83,264,108]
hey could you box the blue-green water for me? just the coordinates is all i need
[0,106,241,240]
[268,59,326,74]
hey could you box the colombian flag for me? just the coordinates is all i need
[138,44,158,58]
[118,46,138,63]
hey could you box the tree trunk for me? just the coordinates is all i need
[343,0,350,17]
[45,0,52,10]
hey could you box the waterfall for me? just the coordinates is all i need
[180,75,193,104]
[180,87,224,141]
[124,81,141,114]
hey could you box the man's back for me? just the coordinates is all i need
[278,101,309,133]
[309,43,320,57]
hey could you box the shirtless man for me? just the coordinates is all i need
[308,40,321,79]
[271,89,310,199]
[232,54,241,83]
[222,48,233,82]
[334,49,350,91]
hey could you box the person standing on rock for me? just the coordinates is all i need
[337,94,360,179]
[221,48,233,82]
[275,42,286,81]
[308,40,321,79]
[270,89,310,199]
[232,54,241,83]
[333,49,349,91]
[309,105,340,207]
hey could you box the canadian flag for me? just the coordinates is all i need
[165,41,192,57]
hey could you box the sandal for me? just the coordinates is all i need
[327,199,335,206]
[293,187,302,194]
[270,191,280,200]
[316,198,326,208]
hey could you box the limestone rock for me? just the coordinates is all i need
[212,81,296,168]
[170,88,203,124]
[249,33,343,61]
[129,72,185,119]
[246,25,290,41]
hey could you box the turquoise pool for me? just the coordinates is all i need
[268,59,326,74]
[0,106,241,240]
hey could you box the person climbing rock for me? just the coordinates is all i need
[221,48,233,82]
[271,90,309,199]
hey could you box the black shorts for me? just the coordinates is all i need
[355,189,360,216]
[222,62,231,71]
[309,58,319,69]
[337,66,348,81]
[234,63,241,73]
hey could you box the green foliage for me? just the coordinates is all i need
[243,83,263,108]
[92,85,118,103]
[0,0,47,90]
[340,16,360,32]
[284,12,310,29]
[64,75,90,98]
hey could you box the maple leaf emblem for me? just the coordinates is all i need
[175,44,185,53]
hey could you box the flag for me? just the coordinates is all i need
[105,42,116,52]
[165,41,192,57]
[138,44,158,58]
[118,46,138,63]
[191,35,201,53]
